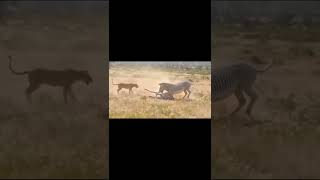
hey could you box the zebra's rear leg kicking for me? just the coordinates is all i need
[244,87,258,117]
[182,89,191,99]
[183,90,188,99]
[187,89,191,98]
[230,89,246,116]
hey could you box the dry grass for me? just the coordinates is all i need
[0,97,107,178]
[109,64,211,119]
[0,15,108,178]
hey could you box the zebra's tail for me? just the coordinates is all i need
[256,59,273,73]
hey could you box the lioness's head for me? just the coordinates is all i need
[80,70,93,85]
[134,84,139,88]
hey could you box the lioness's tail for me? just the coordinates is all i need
[8,56,29,75]
[112,79,119,85]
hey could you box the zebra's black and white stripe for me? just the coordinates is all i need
[213,61,272,116]
[158,81,192,99]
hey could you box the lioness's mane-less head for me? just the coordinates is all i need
[77,70,93,85]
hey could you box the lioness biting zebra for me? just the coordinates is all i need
[8,55,93,104]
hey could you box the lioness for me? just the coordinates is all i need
[9,56,93,104]
[112,79,139,94]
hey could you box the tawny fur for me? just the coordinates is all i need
[112,79,139,94]
[8,56,93,104]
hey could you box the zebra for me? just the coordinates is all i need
[158,80,192,99]
[213,61,273,117]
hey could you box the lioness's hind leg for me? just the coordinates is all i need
[25,84,39,103]
[69,87,78,103]
[117,87,121,94]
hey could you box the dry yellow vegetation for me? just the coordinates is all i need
[1,15,108,178]
[109,63,211,119]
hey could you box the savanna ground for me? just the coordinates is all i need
[0,14,108,178]
[109,63,211,118]
[212,23,320,178]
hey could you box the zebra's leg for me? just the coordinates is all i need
[187,89,191,98]
[230,90,246,116]
[168,93,174,100]
[244,87,258,116]
[183,90,188,99]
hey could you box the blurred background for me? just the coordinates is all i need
[0,1,108,178]
[212,1,320,179]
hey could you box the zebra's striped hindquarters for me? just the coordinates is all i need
[213,63,257,102]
